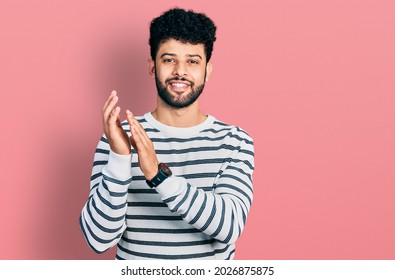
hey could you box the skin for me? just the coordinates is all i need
[102,39,212,180]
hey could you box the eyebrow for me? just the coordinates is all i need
[188,54,203,60]
[160,53,203,60]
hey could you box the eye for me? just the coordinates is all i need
[189,60,198,64]
[163,58,175,63]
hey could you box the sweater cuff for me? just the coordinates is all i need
[154,175,186,200]
[102,150,132,181]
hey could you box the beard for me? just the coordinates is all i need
[155,70,206,109]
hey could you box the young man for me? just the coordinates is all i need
[80,8,254,260]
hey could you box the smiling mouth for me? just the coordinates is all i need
[168,80,191,92]
[170,82,189,87]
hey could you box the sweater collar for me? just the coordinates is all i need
[144,112,215,135]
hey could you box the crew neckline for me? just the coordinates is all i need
[144,112,215,135]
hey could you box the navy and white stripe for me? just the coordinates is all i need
[80,112,254,259]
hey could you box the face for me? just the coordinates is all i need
[149,38,212,109]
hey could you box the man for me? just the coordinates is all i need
[80,8,254,260]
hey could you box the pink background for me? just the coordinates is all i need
[1,0,394,259]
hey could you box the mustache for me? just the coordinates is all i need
[165,77,193,85]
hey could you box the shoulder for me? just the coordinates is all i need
[211,117,254,146]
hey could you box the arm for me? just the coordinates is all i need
[80,91,134,253]
[156,133,254,245]
[129,114,254,245]
[79,139,132,253]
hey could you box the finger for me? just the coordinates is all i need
[131,119,150,148]
[129,133,137,150]
[132,117,151,144]
[115,114,124,129]
[126,110,137,139]
[126,110,137,150]
[130,124,144,152]
[108,106,121,126]
[126,110,146,139]
[125,109,135,128]
[103,93,119,120]
[126,110,151,151]
[131,122,146,145]
[102,90,117,113]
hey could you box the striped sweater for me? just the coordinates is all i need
[80,112,254,259]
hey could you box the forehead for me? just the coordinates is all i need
[157,38,205,59]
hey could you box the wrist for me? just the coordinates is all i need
[144,162,159,180]
[145,169,158,181]
[146,163,172,188]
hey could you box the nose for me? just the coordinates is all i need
[172,61,187,77]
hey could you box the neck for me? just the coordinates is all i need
[152,98,207,127]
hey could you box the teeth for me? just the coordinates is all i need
[171,83,187,88]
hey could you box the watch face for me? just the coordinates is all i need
[159,162,172,176]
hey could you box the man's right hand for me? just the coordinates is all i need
[102,90,131,155]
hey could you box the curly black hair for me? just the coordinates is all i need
[149,8,217,62]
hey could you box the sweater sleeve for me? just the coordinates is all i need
[79,135,132,253]
[155,129,254,245]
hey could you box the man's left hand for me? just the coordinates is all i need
[126,110,159,180]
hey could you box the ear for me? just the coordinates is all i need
[205,62,213,82]
[147,59,155,78]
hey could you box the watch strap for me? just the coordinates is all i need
[146,163,171,188]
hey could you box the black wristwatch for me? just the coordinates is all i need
[146,163,172,188]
